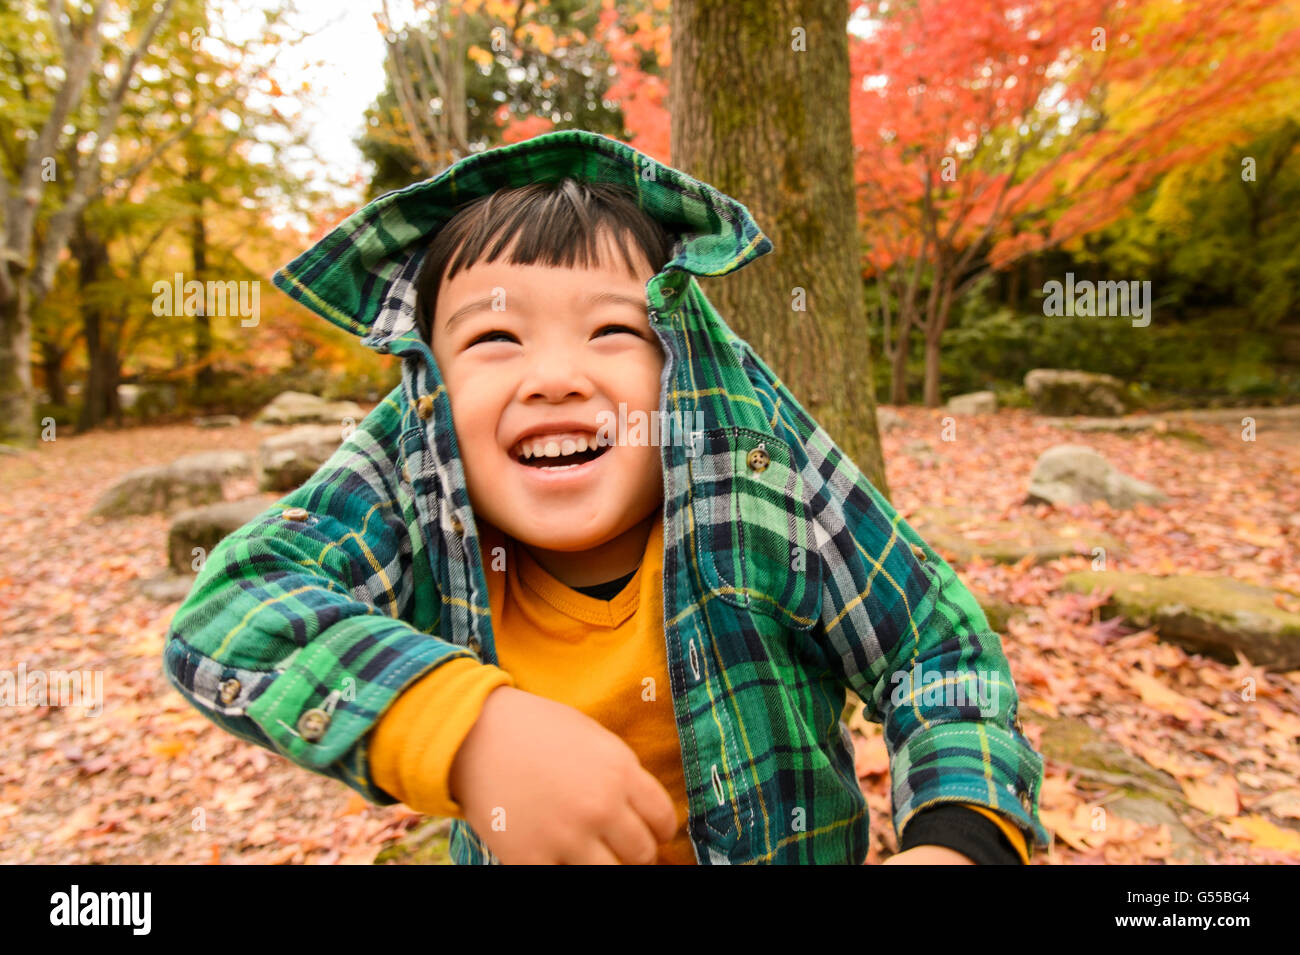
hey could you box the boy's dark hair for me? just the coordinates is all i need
[414,177,679,344]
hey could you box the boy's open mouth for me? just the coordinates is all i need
[511,433,612,471]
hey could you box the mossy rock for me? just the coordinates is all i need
[373,818,454,865]
[1061,571,1300,670]
[1030,712,1204,862]
[1034,713,1181,795]
[911,506,1125,566]
[973,592,1022,634]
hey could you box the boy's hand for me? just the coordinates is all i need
[882,845,977,865]
[448,685,680,864]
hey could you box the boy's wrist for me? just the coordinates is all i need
[448,684,518,806]
[370,660,514,817]
[883,845,976,865]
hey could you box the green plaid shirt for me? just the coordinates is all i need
[162,129,1051,864]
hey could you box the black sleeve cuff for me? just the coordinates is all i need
[898,804,1025,865]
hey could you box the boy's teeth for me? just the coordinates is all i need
[514,432,601,459]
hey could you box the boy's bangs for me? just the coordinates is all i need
[415,179,677,342]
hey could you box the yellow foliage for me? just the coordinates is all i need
[527,23,556,56]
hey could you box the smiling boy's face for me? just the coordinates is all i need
[430,228,666,586]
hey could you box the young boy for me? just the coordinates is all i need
[163,129,1051,865]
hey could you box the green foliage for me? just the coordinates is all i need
[1077,120,1300,330]
[935,299,1297,407]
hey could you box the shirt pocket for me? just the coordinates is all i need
[687,427,823,631]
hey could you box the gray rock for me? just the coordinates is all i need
[909,505,1125,565]
[138,572,198,604]
[1047,416,1167,433]
[946,390,998,415]
[194,414,241,429]
[876,408,904,431]
[1025,369,1128,417]
[91,464,225,519]
[1032,712,1205,862]
[255,391,364,426]
[116,384,142,411]
[257,425,344,491]
[169,450,253,482]
[168,498,271,573]
[1061,571,1300,670]
[1026,444,1165,509]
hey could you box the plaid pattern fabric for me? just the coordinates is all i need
[162,129,1051,864]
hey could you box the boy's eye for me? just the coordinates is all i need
[468,330,519,346]
[595,324,643,339]
[467,324,642,346]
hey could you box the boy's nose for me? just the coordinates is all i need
[518,354,596,399]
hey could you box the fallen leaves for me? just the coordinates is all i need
[1180,774,1240,818]
[5,409,1300,865]
[1215,815,1300,858]
[1121,669,1228,724]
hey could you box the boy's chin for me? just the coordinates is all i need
[505,519,621,553]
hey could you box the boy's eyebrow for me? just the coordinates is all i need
[442,290,649,332]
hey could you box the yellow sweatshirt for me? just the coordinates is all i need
[368,510,1027,865]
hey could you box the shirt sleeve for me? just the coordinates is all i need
[730,339,1052,856]
[368,657,515,818]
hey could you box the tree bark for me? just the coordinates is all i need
[669,0,890,498]
[0,286,35,446]
[890,315,911,406]
[922,332,942,409]
[40,340,68,408]
[72,214,119,431]
[187,158,214,395]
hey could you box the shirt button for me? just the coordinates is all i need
[218,678,241,705]
[467,636,481,656]
[450,514,464,534]
[282,507,309,522]
[746,446,769,473]
[416,394,434,420]
[910,543,927,561]
[297,708,330,742]
[401,461,411,482]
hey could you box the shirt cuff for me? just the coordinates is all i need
[368,656,515,818]
[958,803,1031,863]
[899,802,1028,864]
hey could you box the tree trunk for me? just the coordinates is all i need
[889,303,915,405]
[921,280,956,407]
[192,211,214,394]
[0,284,36,447]
[923,332,942,408]
[669,0,890,498]
[188,158,214,396]
[40,341,68,407]
[73,215,117,431]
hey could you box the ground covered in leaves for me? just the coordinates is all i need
[1,407,1298,864]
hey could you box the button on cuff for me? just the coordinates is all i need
[297,708,330,742]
